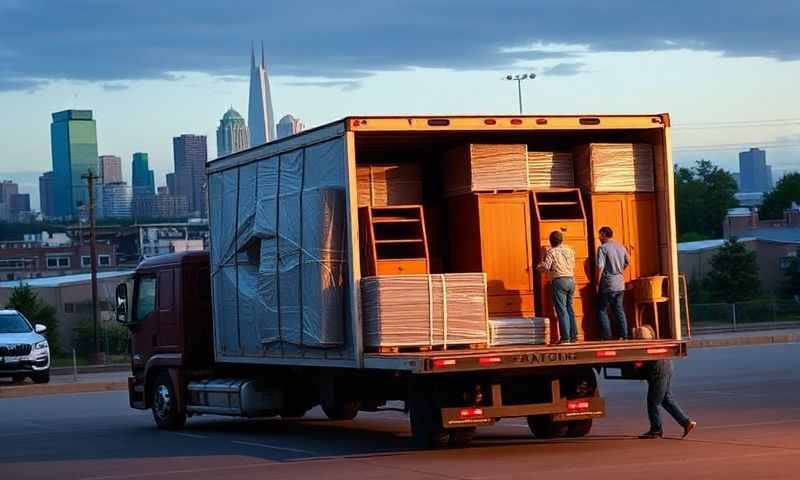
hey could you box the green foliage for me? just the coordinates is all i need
[675,160,738,238]
[705,238,761,303]
[687,275,712,304]
[678,232,710,243]
[73,319,130,357]
[781,256,800,299]
[4,284,61,354]
[0,221,67,239]
[760,173,800,220]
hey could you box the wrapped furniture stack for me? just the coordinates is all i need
[362,273,489,350]
[574,143,655,192]
[488,317,550,346]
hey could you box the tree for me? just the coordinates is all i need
[705,238,761,303]
[760,173,800,220]
[675,160,738,239]
[780,257,800,300]
[5,284,60,355]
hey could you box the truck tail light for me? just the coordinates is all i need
[596,350,617,358]
[536,118,548,125]
[567,400,590,411]
[459,407,485,417]
[432,358,457,369]
[647,348,669,355]
[484,118,497,125]
[510,118,523,125]
[478,356,502,365]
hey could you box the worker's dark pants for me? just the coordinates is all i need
[647,372,690,433]
[598,290,628,340]
[551,276,577,342]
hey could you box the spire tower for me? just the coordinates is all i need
[248,41,276,146]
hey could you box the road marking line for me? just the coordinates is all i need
[695,418,800,431]
[231,440,315,454]
[173,432,209,439]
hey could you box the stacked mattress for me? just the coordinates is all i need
[444,144,529,196]
[488,317,551,346]
[575,143,655,192]
[357,163,422,207]
[362,273,489,348]
[527,151,575,189]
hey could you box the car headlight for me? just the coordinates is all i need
[33,340,49,350]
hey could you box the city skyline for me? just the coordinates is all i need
[248,43,276,146]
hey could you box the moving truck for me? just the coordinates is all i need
[116,114,688,448]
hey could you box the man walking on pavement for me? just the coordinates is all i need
[636,327,697,439]
[595,226,630,340]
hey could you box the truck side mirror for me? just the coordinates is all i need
[115,282,128,324]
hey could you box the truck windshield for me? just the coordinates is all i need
[0,313,33,334]
[135,276,157,323]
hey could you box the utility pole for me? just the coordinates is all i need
[81,170,103,363]
[504,73,536,114]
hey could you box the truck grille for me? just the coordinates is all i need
[0,344,32,356]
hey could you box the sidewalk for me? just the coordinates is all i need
[2,329,798,399]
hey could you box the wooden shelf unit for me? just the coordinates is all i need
[530,189,596,342]
[448,192,534,317]
[359,205,430,277]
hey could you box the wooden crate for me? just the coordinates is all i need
[444,144,529,196]
[574,143,655,192]
[357,163,422,207]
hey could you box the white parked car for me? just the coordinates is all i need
[0,309,50,384]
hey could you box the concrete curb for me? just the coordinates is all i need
[51,364,130,376]
[0,380,128,399]
[689,332,800,349]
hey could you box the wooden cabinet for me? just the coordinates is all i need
[448,193,533,317]
[359,205,430,277]
[589,193,660,282]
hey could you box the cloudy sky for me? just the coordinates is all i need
[1,0,799,203]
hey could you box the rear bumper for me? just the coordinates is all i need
[442,397,604,428]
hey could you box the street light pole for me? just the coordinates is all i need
[504,73,536,114]
[81,169,103,364]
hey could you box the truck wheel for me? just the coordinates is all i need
[527,415,569,439]
[409,397,449,449]
[31,371,50,384]
[151,372,186,430]
[448,427,476,447]
[322,399,361,420]
[566,419,593,437]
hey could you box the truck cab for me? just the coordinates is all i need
[117,252,213,422]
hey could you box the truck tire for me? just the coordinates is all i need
[409,397,449,449]
[151,372,186,430]
[31,371,50,384]
[566,419,593,437]
[322,399,361,421]
[448,427,476,447]
[527,415,569,439]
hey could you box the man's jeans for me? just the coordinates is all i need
[598,290,628,340]
[647,371,690,432]
[552,277,577,342]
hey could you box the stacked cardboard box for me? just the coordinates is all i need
[444,144,529,196]
[362,273,488,348]
[488,317,550,346]
[527,151,574,189]
[575,143,655,192]
[357,163,422,207]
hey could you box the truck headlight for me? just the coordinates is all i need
[33,340,49,350]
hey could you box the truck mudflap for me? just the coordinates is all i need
[441,397,605,428]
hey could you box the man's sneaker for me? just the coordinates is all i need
[682,420,697,438]
[639,430,663,439]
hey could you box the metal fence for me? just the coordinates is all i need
[687,299,800,334]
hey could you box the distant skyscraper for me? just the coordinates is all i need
[166,173,176,195]
[173,134,208,216]
[276,114,305,139]
[99,155,123,184]
[100,182,133,218]
[0,180,19,221]
[39,171,55,218]
[131,153,155,196]
[50,110,99,218]
[216,107,250,157]
[248,43,276,146]
[738,148,772,193]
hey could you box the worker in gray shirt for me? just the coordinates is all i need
[595,226,630,340]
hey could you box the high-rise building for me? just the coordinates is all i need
[50,110,99,219]
[248,43,276,146]
[276,114,305,139]
[99,155,123,184]
[173,134,208,216]
[166,173,176,195]
[0,180,20,221]
[216,107,250,158]
[131,152,155,196]
[39,171,55,218]
[100,182,133,218]
[738,148,773,193]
